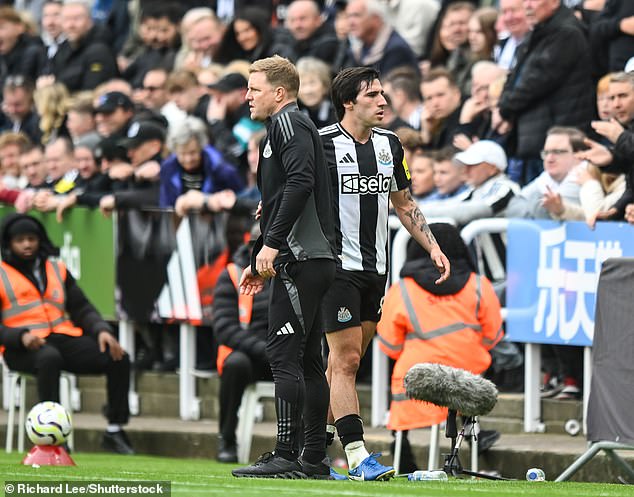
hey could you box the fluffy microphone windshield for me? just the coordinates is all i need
[404,363,498,417]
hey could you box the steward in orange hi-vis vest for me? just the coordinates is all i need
[0,213,134,455]
[211,227,271,463]
[377,224,504,432]
[215,262,253,375]
[0,259,83,339]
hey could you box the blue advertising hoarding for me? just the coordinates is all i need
[506,219,634,346]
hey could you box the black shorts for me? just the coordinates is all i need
[321,269,388,333]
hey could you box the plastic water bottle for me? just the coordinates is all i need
[408,470,449,481]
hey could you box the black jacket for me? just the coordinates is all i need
[429,106,462,150]
[0,34,45,89]
[499,5,594,159]
[111,170,161,210]
[75,172,114,208]
[254,102,336,269]
[298,99,337,130]
[207,101,256,182]
[51,25,119,92]
[212,245,268,361]
[602,119,634,218]
[122,46,177,89]
[0,109,42,145]
[590,0,634,73]
[291,22,340,64]
[0,214,112,350]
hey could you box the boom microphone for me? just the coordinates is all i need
[404,363,498,417]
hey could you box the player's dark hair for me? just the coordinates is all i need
[331,67,381,121]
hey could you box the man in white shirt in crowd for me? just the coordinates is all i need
[421,140,519,226]
[506,126,585,220]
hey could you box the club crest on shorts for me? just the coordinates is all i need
[337,306,352,323]
[263,140,272,158]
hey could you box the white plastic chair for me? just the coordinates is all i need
[236,381,275,464]
[393,423,478,474]
[5,370,74,453]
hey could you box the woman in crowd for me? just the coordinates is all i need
[33,83,70,145]
[297,57,337,129]
[161,115,243,209]
[575,164,626,227]
[425,2,475,92]
[215,7,294,64]
[467,7,498,63]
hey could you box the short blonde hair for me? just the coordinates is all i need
[68,91,95,114]
[166,70,199,92]
[249,56,299,98]
[224,60,251,79]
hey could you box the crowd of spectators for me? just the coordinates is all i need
[0,0,633,401]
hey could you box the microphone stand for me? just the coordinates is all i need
[442,410,512,481]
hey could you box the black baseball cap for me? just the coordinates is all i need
[95,91,134,114]
[118,121,166,150]
[207,73,248,92]
[94,137,129,163]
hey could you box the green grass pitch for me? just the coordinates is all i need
[1,452,633,497]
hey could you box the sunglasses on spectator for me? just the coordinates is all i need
[4,75,33,90]
[540,149,572,160]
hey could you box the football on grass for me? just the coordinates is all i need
[25,401,72,446]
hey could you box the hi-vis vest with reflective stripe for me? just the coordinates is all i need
[376,273,503,431]
[0,260,83,338]
[216,263,253,375]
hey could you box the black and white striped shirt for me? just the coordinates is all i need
[319,123,411,274]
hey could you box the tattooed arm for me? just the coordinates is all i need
[390,188,451,283]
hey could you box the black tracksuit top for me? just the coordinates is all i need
[253,102,336,269]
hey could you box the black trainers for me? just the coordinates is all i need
[232,452,303,479]
[298,456,334,479]
[540,375,564,398]
[102,430,135,455]
[217,439,238,463]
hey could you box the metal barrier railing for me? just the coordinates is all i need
[1,208,607,433]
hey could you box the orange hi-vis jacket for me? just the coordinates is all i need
[376,273,504,431]
[0,260,83,339]
[216,263,253,375]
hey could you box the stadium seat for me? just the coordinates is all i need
[393,422,479,474]
[236,381,275,464]
[5,369,74,453]
[393,425,441,474]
